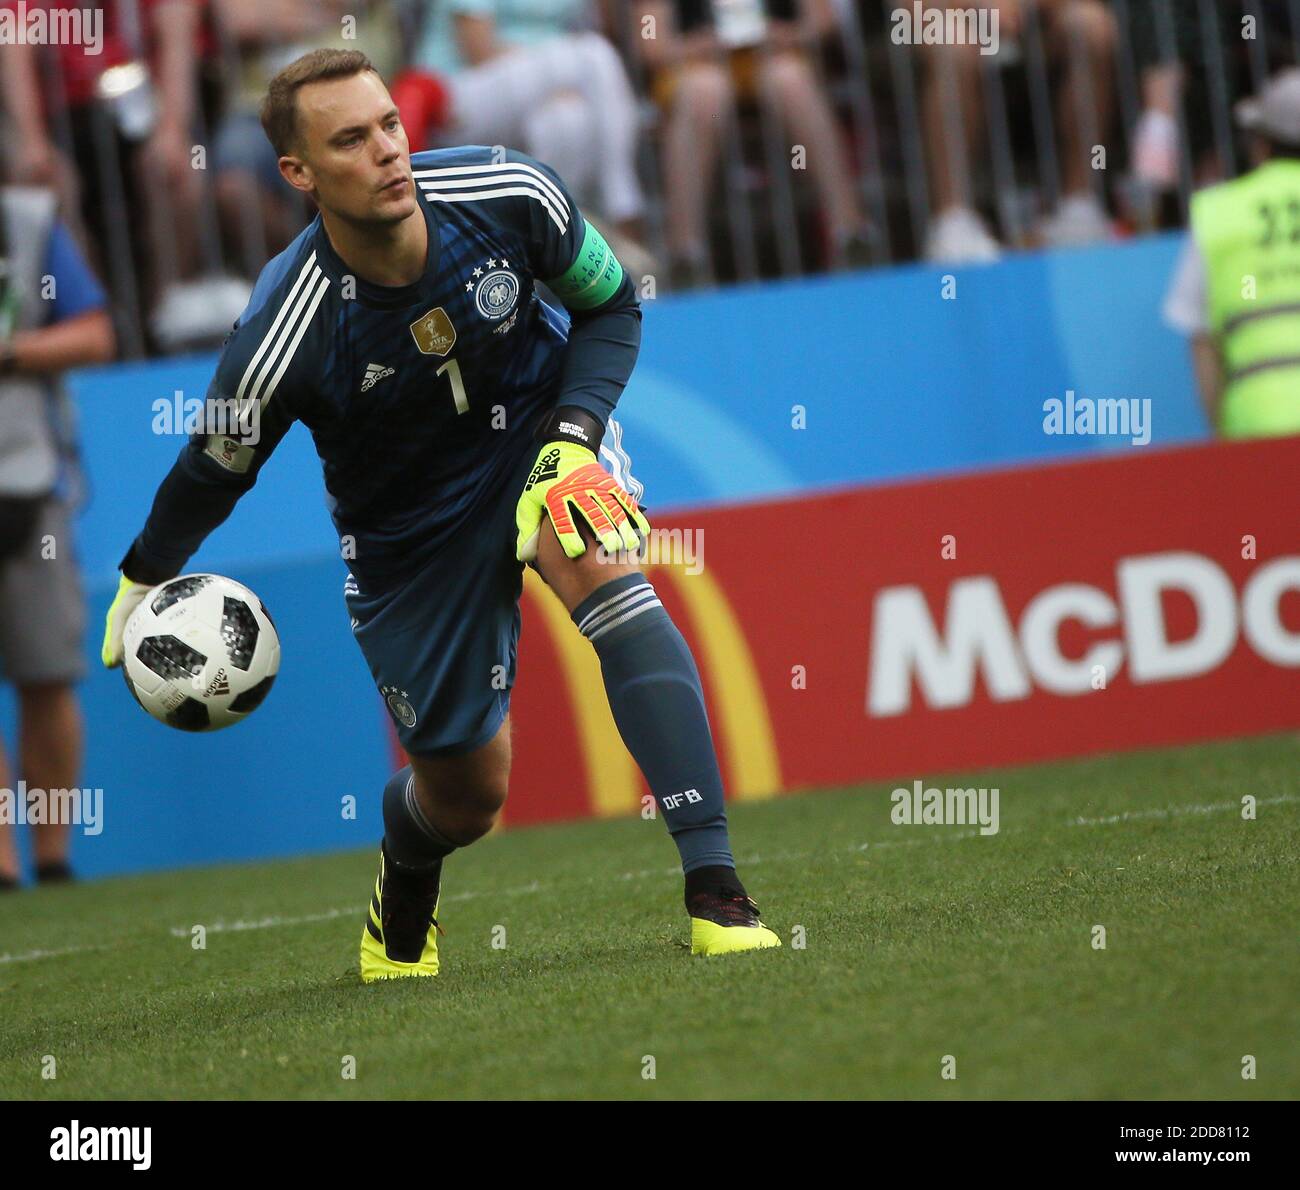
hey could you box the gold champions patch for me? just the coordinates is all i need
[409,307,457,356]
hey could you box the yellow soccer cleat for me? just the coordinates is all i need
[687,887,782,957]
[359,846,443,983]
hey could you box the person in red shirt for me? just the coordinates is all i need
[0,0,207,352]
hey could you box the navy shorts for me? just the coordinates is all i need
[344,417,641,757]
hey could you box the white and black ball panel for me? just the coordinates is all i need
[135,634,207,683]
[229,672,276,714]
[122,573,280,732]
[220,596,260,670]
[165,693,214,732]
[149,574,213,615]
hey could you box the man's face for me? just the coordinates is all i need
[281,71,416,225]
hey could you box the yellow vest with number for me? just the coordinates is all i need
[1190,158,1300,437]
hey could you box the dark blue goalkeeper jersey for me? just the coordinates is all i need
[128,147,641,588]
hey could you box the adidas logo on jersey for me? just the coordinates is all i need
[361,362,396,391]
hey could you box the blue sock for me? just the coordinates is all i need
[572,573,735,874]
[381,766,459,877]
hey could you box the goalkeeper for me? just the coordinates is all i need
[101,49,779,981]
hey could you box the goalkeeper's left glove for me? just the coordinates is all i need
[515,409,650,562]
[102,573,153,668]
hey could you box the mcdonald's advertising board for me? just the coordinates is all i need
[459,434,1300,824]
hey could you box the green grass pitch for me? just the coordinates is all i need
[2,733,1297,1100]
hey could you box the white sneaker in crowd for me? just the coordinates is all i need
[1038,194,1113,249]
[150,275,255,353]
[924,206,1003,264]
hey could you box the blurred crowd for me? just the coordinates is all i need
[0,0,1296,357]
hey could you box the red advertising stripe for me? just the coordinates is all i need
[413,436,1300,823]
[684,435,1300,789]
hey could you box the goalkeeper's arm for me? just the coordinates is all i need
[104,388,294,666]
[505,149,648,559]
[121,442,259,584]
[102,444,253,667]
[103,438,262,668]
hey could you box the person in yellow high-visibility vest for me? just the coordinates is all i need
[1164,68,1300,438]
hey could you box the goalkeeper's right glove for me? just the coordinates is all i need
[101,574,153,668]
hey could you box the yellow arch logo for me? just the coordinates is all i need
[522,563,781,817]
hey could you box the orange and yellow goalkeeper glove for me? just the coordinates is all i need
[515,437,649,562]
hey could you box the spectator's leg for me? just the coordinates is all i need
[661,60,732,279]
[18,683,82,873]
[134,132,204,298]
[447,35,647,237]
[216,169,297,275]
[522,90,601,210]
[1048,0,1117,200]
[754,48,870,265]
[564,32,647,232]
[1035,0,1117,246]
[213,112,297,276]
[921,37,984,216]
[920,38,1001,261]
[443,49,551,151]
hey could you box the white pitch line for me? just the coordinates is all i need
[167,906,354,938]
[5,793,1295,965]
[0,943,105,966]
[164,879,548,938]
[1067,793,1297,828]
[854,829,985,851]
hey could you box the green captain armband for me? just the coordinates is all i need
[546,220,625,311]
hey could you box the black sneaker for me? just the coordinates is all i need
[35,861,74,885]
[359,845,442,981]
[685,869,781,956]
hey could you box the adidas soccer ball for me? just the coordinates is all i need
[122,574,280,732]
